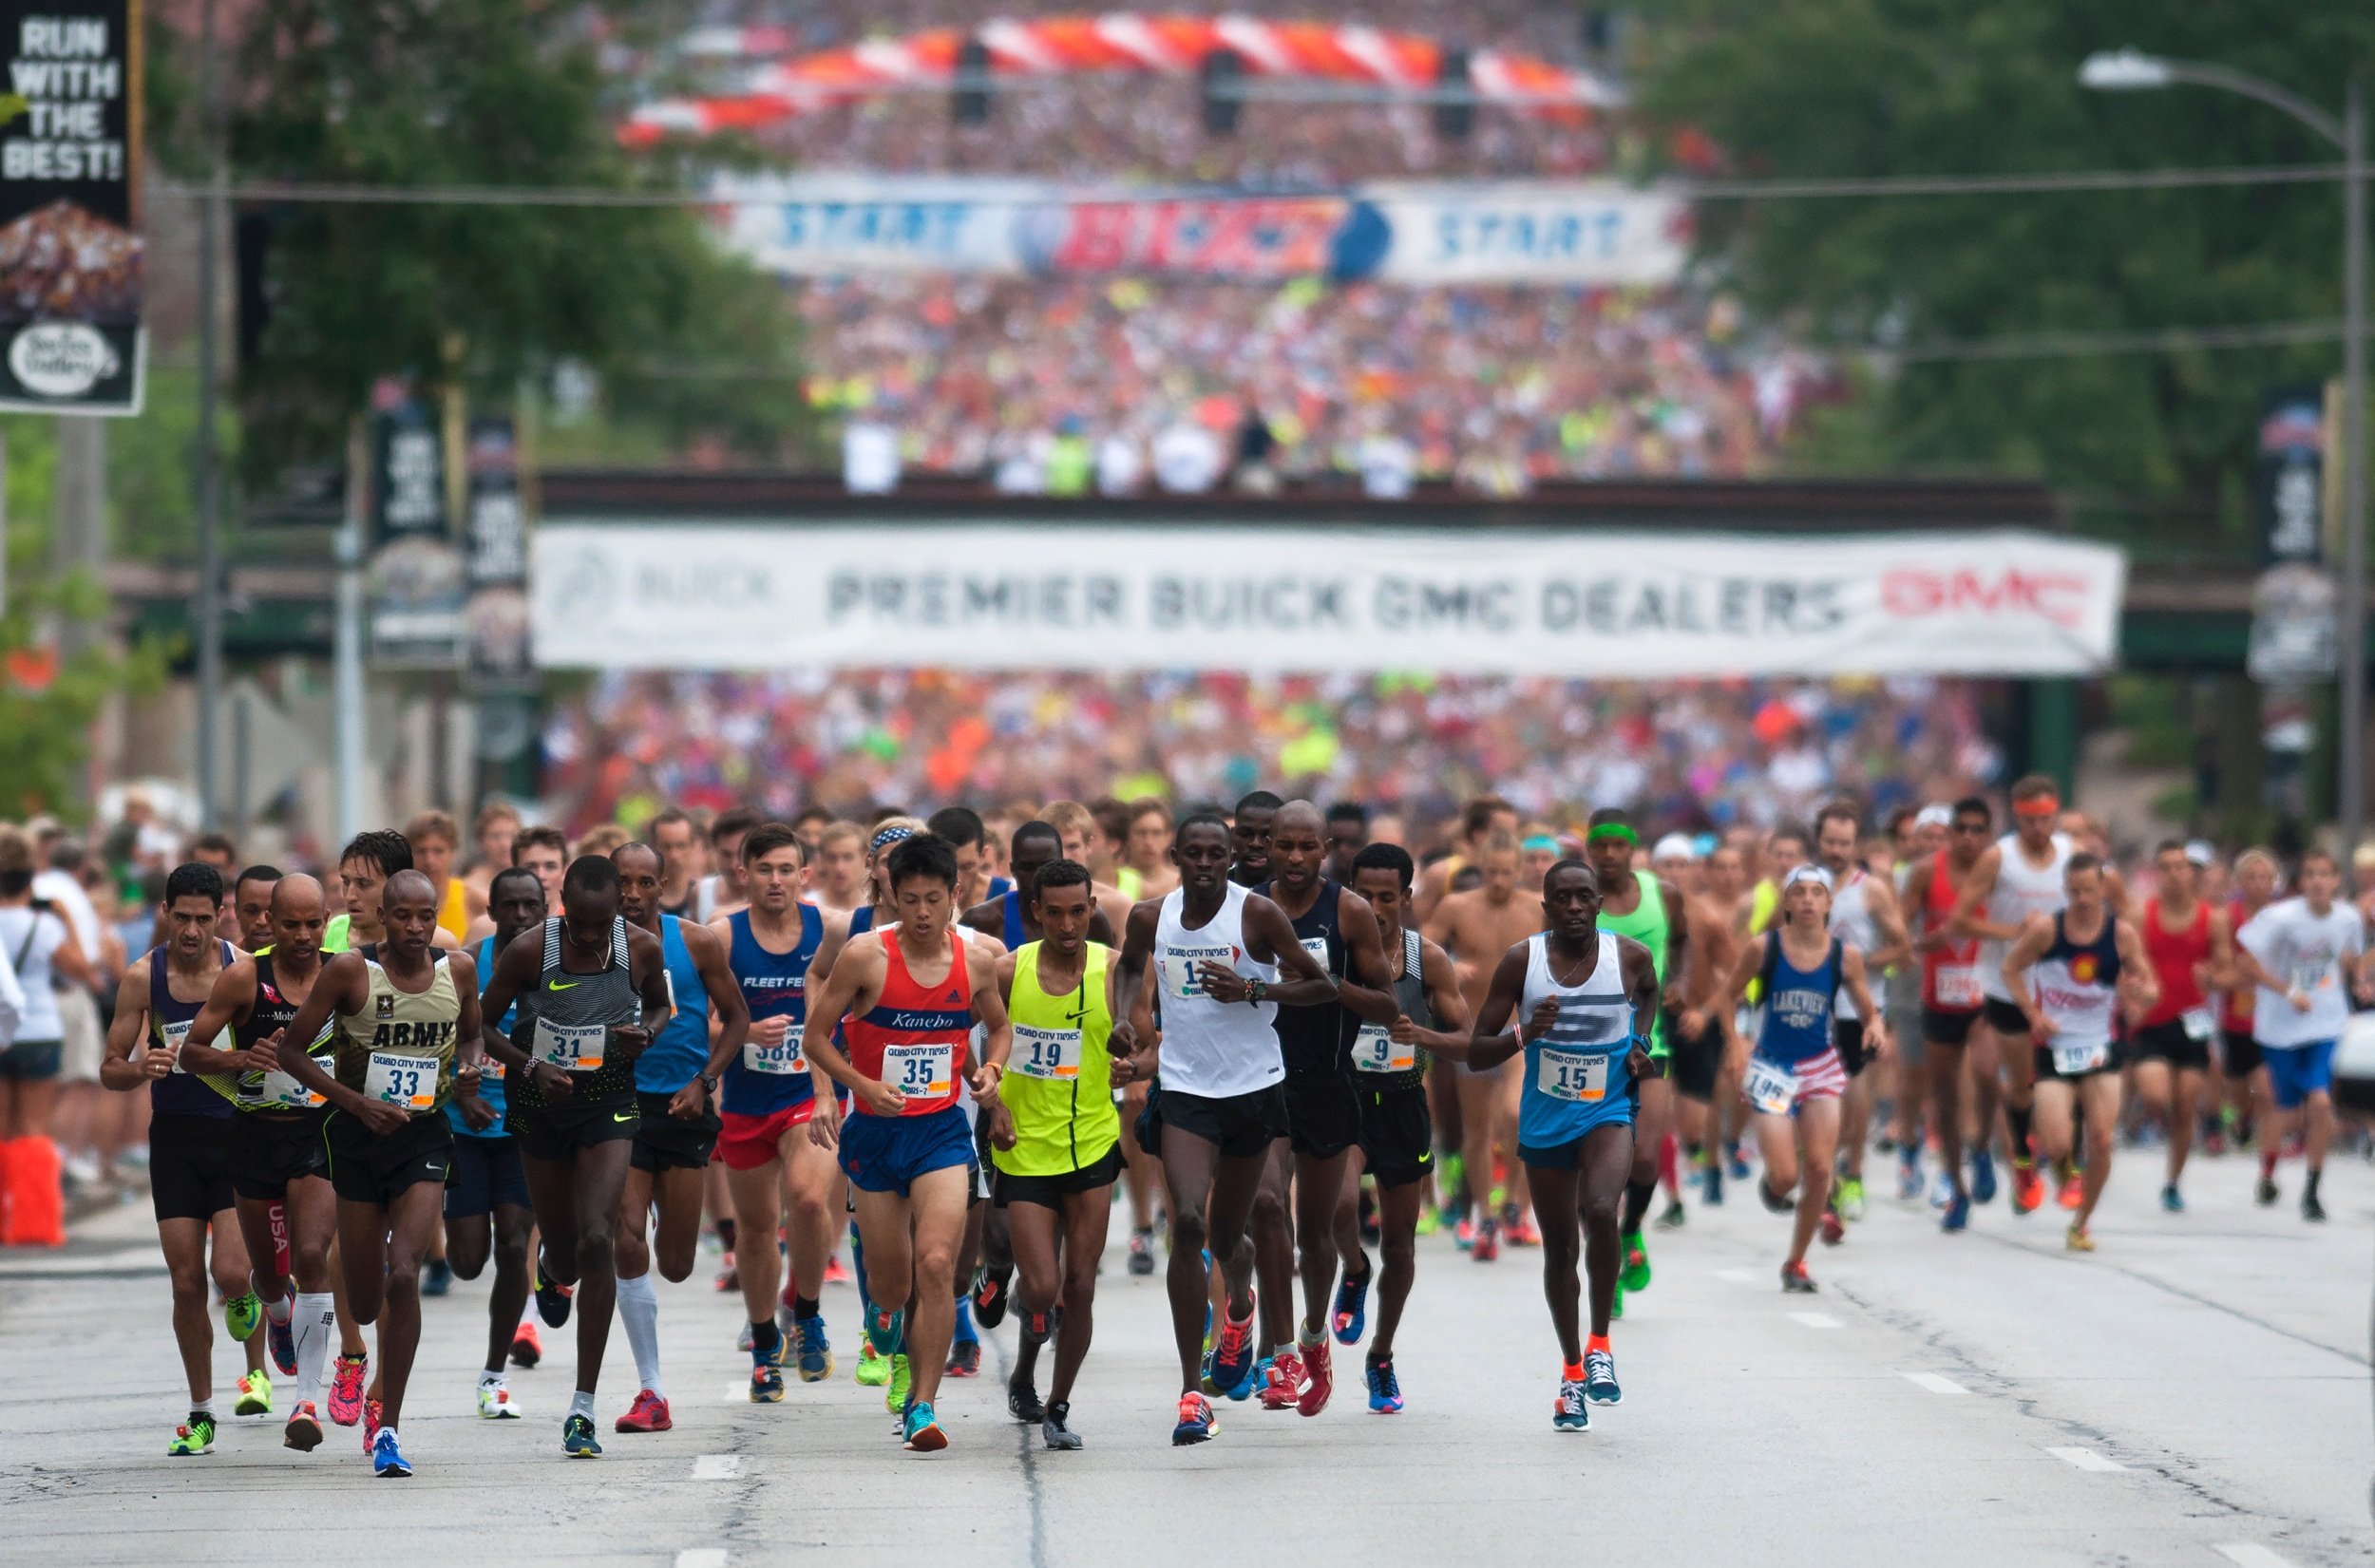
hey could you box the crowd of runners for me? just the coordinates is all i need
[4,778,2363,1468]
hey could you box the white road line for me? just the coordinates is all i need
[723,1381,747,1403]
[1901,1371,1966,1395]
[1787,1311,1841,1329]
[1715,1267,1758,1283]
[676,1552,729,1568]
[2044,1446,2125,1472]
[692,1454,743,1481]
[2215,1545,2297,1568]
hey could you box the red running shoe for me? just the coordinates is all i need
[615,1389,673,1433]
[713,1253,739,1293]
[2057,1171,2083,1211]
[1504,1214,1543,1247]
[510,1319,542,1369]
[2011,1163,2045,1216]
[823,1255,854,1285]
[1259,1349,1306,1410]
[1297,1338,1334,1417]
[1471,1218,1501,1262]
[328,1353,368,1426]
[361,1397,383,1453]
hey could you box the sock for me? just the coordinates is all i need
[569,1390,595,1421]
[617,1273,663,1398]
[1298,1322,1322,1351]
[792,1294,820,1322]
[867,1305,904,1357]
[265,1289,293,1327]
[1366,1347,1391,1367]
[294,1293,336,1407]
[1586,1332,1611,1354]
[193,1397,217,1419]
[2261,1150,2279,1178]
[1561,1360,1585,1381]
[750,1318,782,1366]
[851,1226,872,1318]
[2007,1105,2033,1162]
[715,1218,737,1254]
[953,1295,977,1345]
[479,1369,504,1389]
[2306,1165,2323,1196]
[1621,1177,1655,1236]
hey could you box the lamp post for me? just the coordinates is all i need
[2081,50,2366,860]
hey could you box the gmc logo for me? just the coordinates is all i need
[1881,569,2090,629]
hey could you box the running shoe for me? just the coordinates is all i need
[1454,1214,1477,1251]
[167,1411,217,1456]
[1970,1148,1999,1205]
[1041,1400,1082,1450]
[1228,1355,1265,1404]
[1620,1233,1651,1292]
[1365,1354,1403,1413]
[854,1341,891,1388]
[224,1290,262,1343]
[371,1427,411,1478]
[1552,1378,1590,1432]
[795,1313,834,1382]
[947,1336,982,1378]
[1331,1265,1371,1346]
[2302,1190,2328,1223]
[973,1266,1011,1329]
[1928,1169,1954,1210]
[1701,1160,1725,1206]
[1505,1213,1543,1246]
[1610,1281,1624,1320]
[1471,1217,1501,1262]
[1758,1178,1793,1214]
[1008,1375,1045,1423]
[902,1400,947,1452]
[2255,1174,2280,1206]
[1128,1228,1155,1275]
[1725,1143,1751,1182]
[884,1353,912,1415]
[511,1319,542,1369]
[235,1369,274,1416]
[713,1253,738,1293]
[1819,1203,1845,1247]
[422,1257,452,1297]
[2010,1162,2044,1216]
[362,1398,383,1454]
[823,1254,854,1285]
[2161,1184,2185,1213]
[1940,1192,1970,1233]
[616,1389,672,1433]
[562,1412,601,1457]
[2056,1171,2083,1211]
[1297,1338,1334,1417]
[1655,1199,1686,1230]
[737,1321,755,1353]
[1019,1307,1056,1351]
[533,1254,575,1328]
[283,1400,323,1451]
[1836,1178,1867,1221]
[1210,1297,1258,1395]
[1584,1348,1622,1407]
[1414,1207,1441,1237]
[2064,1222,2095,1254]
[1259,1349,1306,1410]
[750,1358,786,1404]
[1780,1261,1816,1294]
[1172,1390,1217,1445]
[267,1305,297,1376]
[1897,1152,1924,1202]
[478,1383,522,1420]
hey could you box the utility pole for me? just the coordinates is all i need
[334,420,367,841]
[192,0,227,827]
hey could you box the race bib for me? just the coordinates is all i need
[883,1041,955,1099]
[1299,935,1332,973]
[1745,1057,1796,1116]
[157,1018,192,1073]
[2179,1007,2214,1042]
[365,1050,438,1112]
[1934,963,1983,1010]
[257,1065,327,1109]
[1012,1024,1081,1081]
[1535,1047,1607,1103]
[1353,1022,1416,1074]
[1161,946,1234,1002]
[2290,961,2333,992]
[532,1017,607,1072]
[2052,1038,2110,1076]
[742,1031,807,1076]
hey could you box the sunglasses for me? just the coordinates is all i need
[1951,822,1989,834]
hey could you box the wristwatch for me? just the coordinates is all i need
[698,1072,720,1095]
[1248,979,1268,1006]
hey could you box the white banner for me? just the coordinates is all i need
[1365,182,1691,286]
[534,524,2124,678]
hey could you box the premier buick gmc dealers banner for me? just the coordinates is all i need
[530,525,2125,678]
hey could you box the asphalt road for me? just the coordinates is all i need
[3,1144,2370,1567]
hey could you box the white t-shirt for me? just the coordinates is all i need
[31,869,100,968]
[0,906,69,1042]
[2239,897,2364,1048]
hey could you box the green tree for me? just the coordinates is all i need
[1638,1,2375,544]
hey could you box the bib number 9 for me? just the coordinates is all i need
[1353,1024,1415,1074]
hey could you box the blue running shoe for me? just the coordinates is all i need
[1701,1159,1724,1207]
[2160,1184,2185,1213]
[533,1252,574,1329]
[1970,1149,1998,1206]
[1172,1391,1216,1445]
[1209,1297,1257,1394]
[1897,1149,1924,1202]
[902,1399,947,1452]
[268,1309,297,1378]
[1228,1355,1266,1403]
[1941,1191,1970,1233]
[562,1413,602,1457]
[371,1427,411,1477]
[1725,1143,1750,1182]
[422,1258,451,1297]
[1584,1349,1621,1406]
[796,1313,834,1382]
[1331,1266,1371,1346]
[1364,1354,1403,1413]
[1553,1378,1590,1431]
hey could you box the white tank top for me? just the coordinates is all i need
[1828,869,1883,1017]
[1152,882,1282,1100]
[1981,832,2072,1001]
[1520,932,1636,1045]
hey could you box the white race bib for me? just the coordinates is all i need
[2290,961,2333,993]
[1535,1046,1608,1103]
[2179,1006,2214,1042]
[742,1033,807,1076]
[2052,1038,2110,1076]
[1353,1022,1416,1074]
[1012,1024,1081,1081]
[157,1018,192,1073]
[883,1041,955,1099]
[258,1064,327,1109]
[532,1017,607,1072]
[1745,1056,1796,1116]
[365,1050,439,1112]
[1160,947,1231,1002]
[1934,963,1983,1010]
[1299,935,1332,973]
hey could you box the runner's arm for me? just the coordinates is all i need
[451,950,484,1086]
[1107,900,1159,1058]
[621,927,671,1052]
[808,908,855,981]
[1717,935,1765,1070]
[1463,945,1536,1071]
[1334,890,1400,1026]
[176,957,262,1074]
[98,956,159,1090]
[1903,860,1942,950]
[1999,916,2056,1036]
[689,921,751,1087]
[1861,877,1915,973]
[2112,919,2158,1023]
[1948,847,2016,941]
[1235,896,1336,1006]
[799,938,885,1103]
[1839,945,1886,1057]
[274,954,374,1116]
[1403,937,1475,1058]
[2203,909,2236,992]
[968,943,1012,1093]
[1620,935,1661,1077]
[478,929,539,1075]
[1657,878,1691,1011]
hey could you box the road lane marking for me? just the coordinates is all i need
[2044,1446,2124,1472]
[724,1381,747,1403]
[2216,1546,2297,1568]
[1901,1372,1966,1395]
[676,1552,729,1568]
[1715,1268,1758,1282]
[1787,1312,1841,1329]
[692,1454,743,1480]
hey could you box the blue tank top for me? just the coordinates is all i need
[636,915,712,1093]
[449,933,518,1139]
[849,906,875,935]
[988,875,1013,903]
[999,890,1026,950]
[1756,935,1842,1067]
[724,905,823,1117]
[149,942,236,1119]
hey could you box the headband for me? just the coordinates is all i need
[1782,864,1834,893]
[870,824,918,854]
[2011,795,2062,819]
[1522,834,1560,854]
[1586,823,1639,847]
[1650,834,1695,861]
[1914,804,1952,829]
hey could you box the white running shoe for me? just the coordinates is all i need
[478,1382,522,1420]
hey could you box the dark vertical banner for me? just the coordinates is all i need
[0,0,142,413]
[368,396,466,668]
[2253,386,2327,566]
[462,415,533,693]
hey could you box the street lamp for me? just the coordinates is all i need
[2081,50,2367,862]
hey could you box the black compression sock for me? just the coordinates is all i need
[2305,1166,2323,1197]
[2006,1105,2034,1162]
[1621,1178,1656,1236]
[792,1295,820,1321]
[716,1219,738,1253]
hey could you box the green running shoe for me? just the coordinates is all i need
[224,1291,263,1342]
[855,1342,891,1388]
[902,1398,946,1451]
[1620,1231,1651,1293]
[562,1412,602,1458]
[168,1411,217,1456]
[884,1352,912,1414]
[1610,1280,1625,1320]
[234,1369,273,1417]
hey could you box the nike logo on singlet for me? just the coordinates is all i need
[548,980,580,991]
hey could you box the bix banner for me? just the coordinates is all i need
[531,524,2126,678]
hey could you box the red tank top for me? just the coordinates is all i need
[2139,897,2211,1026]
[841,927,973,1117]
[1920,850,1984,1012]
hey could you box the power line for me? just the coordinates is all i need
[1873,318,2346,363]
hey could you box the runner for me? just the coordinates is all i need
[2128,840,2234,1212]
[1902,797,1998,1229]
[610,841,751,1434]
[2232,850,2371,1221]
[478,855,670,1457]
[1336,841,1472,1413]
[808,820,868,918]
[176,874,346,1451]
[644,808,706,919]
[1881,808,1949,1189]
[97,861,272,1455]
[1250,800,1397,1416]
[2220,849,2282,1173]
[710,822,845,1401]
[1414,796,1521,924]
[1422,828,1543,1258]
[1228,791,1283,888]
[1814,801,1911,1226]
[1697,840,1758,1199]
[802,834,1014,1452]
[1584,808,1692,1313]
[446,866,546,1414]
[1467,860,1658,1429]
[406,810,479,944]
[987,857,1123,1448]
[512,826,569,911]
[1652,835,1738,1220]
[2000,854,2157,1252]
[1110,812,1335,1445]
[1117,797,1181,904]
[273,869,483,1477]
[1949,776,2074,1216]
[328,830,462,955]
[1324,802,1370,885]
[226,864,281,952]
[461,802,522,908]
[1717,866,1882,1291]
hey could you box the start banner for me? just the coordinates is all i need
[531,524,2126,678]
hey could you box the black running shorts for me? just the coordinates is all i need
[226,1111,330,1201]
[1356,1081,1434,1188]
[326,1110,453,1207]
[629,1089,720,1173]
[149,1112,235,1222]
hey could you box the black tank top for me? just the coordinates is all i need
[1261,878,1352,1077]
[233,949,336,1117]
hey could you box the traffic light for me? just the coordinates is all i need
[1201,47,1244,136]
[1434,46,1472,141]
[953,36,992,125]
